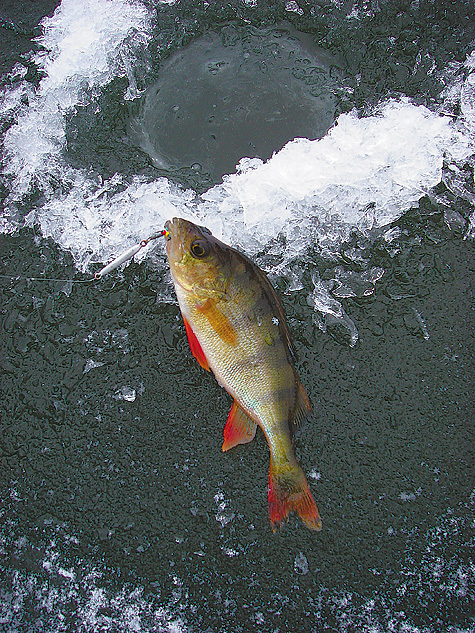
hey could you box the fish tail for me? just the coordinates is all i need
[268,460,322,532]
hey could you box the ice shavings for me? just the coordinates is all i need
[219,100,470,241]
[461,72,475,128]
[459,50,475,133]
[199,99,471,256]
[29,175,190,271]
[437,50,475,237]
[0,522,189,633]
[4,29,472,272]
[36,0,150,93]
[466,212,475,240]
[459,56,475,236]
[196,98,472,336]
[1,0,151,206]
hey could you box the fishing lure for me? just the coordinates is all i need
[94,229,169,278]
[0,229,169,284]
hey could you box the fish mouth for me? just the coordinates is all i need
[165,217,188,240]
[164,218,176,241]
[165,217,212,257]
[164,217,188,262]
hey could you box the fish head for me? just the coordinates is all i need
[164,217,231,297]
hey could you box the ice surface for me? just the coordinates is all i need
[0,480,474,630]
[0,0,474,332]
[1,3,474,629]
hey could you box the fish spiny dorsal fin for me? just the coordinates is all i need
[183,317,210,371]
[232,249,297,364]
[222,400,257,451]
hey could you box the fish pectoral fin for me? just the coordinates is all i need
[197,298,237,346]
[183,318,210,371]
[222,400,257,451]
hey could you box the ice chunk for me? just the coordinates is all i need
[114,386,136,402]
[83,359,105,373]
[294,552,309,575]
[331,266,385,298]
[214,491,235,527]
[309,274,359,346]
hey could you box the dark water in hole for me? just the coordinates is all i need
[0,1,474,632]
[128,24,340,182]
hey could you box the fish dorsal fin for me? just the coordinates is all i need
[236,251,297,364]
[292,378,312,429]
[197,298,237,346]
[183,318,210,371]
[222,400,257,451]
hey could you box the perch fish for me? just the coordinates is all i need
[164,217,321,531]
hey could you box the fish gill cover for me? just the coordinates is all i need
[0,0,474,632]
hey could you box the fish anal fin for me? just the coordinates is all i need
[222,400,257,451]
[183,318,210,371]
[268,461,322,532]
[198,298,237,346]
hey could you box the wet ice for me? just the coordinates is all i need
[0,3,474,629]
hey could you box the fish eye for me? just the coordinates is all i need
[190,239,210,259]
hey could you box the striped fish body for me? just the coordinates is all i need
[165,217,321,531]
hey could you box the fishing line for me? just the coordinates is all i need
[0,229,169,285]
[0,274,94,284]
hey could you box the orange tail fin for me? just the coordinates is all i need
[268,461,322,532]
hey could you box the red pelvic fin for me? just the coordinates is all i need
[183,318,210,371]
[268,462,322,532]
[222,400,257,452]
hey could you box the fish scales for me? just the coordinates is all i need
[175,240,298,461]
[165,217,321,531]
